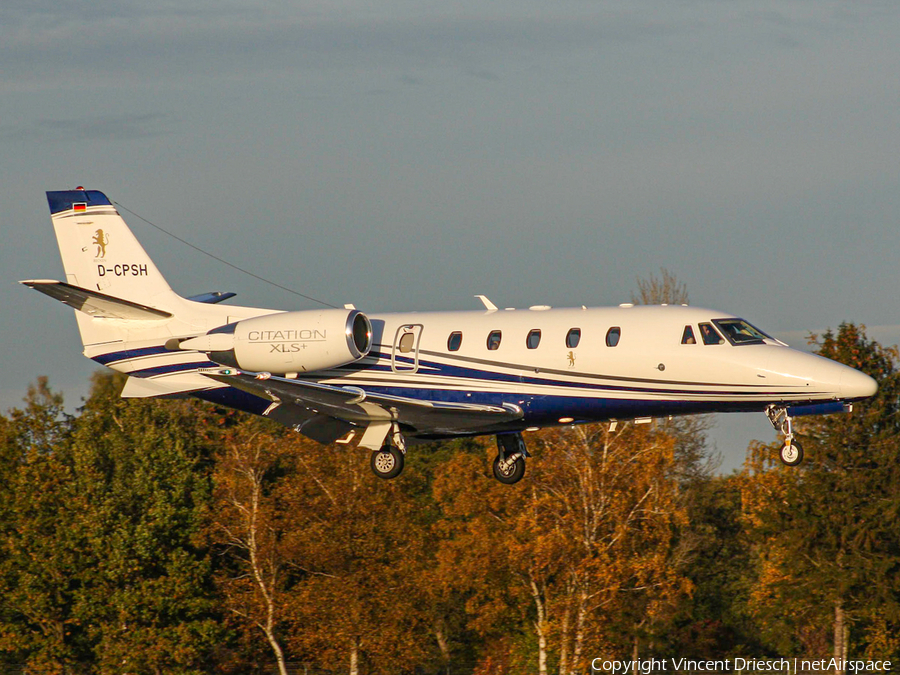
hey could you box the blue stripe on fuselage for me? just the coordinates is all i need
[92,345,172,365]
[336,351,796,399]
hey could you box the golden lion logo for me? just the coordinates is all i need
[92,229,109,258]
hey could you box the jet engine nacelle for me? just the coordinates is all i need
[179,309,372,374]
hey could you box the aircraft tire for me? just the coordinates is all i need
[492,454,526,485]
[779,440,804,467]
[371,446,404,479]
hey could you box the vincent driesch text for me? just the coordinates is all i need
[591,659,893,674]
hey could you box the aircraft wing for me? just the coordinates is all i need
[201,369,524,440]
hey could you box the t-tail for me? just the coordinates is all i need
[20,189,276,398]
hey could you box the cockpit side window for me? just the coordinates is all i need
[699,323,724,345]
[681,325,696,344]
[712,319,771,346]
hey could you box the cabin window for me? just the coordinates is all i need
[526,329,542,349]
[606,327,621,347]
[398,332,416,353]
[566,328,581,348]
[447,331,463,352]
[712,318,770,346]
[487,330,502,351]
[699,323,724,345]
[681,325,696,344]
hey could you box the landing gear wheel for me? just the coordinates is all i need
[780,440,804,467]
[492,453,526,485]
[371,445,404,479]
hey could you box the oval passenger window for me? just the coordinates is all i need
[606,327,621,347]
[448,331,463,351]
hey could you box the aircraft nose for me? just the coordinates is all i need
[840,367,878,400]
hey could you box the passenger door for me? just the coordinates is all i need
[391,324,423,373]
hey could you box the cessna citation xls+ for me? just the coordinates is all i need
[22,190,877,484]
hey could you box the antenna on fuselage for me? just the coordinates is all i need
[475,295,498,311]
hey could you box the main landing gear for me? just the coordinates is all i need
[766,405,804,466]
[493,433,528,485]
[363,422,407,480]
[371,442,404,479]
[360,423,531,484]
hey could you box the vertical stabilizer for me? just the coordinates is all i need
[47,189,178,310]
[27,188,276,398]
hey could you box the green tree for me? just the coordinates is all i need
[0,373,226,674]
[67,371,224,674]
[742,324,900,663]
[659,473,768,657]
[0,379,85,673]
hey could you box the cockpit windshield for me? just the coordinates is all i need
[712,318,773,346]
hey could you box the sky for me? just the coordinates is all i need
[3,0,899,472]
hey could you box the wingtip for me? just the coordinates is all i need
[20,279,61,287]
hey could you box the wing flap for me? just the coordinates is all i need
[201,369,523,435]
[121,372,226,398]
[21,280,172,320]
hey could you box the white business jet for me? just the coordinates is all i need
[22,189,877,484]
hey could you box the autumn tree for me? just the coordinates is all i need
[212,418,294,675]
[432,441,558,675]
[631,267,689,307]
[434,424,688,674]
[741,324,900,663]
[280,437,435,674]
[535,425,689,670]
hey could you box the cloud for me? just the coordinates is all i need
[0,2,700,91]
[3,113,171,142]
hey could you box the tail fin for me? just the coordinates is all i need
[24,189,275,398]
[46,189,179,309]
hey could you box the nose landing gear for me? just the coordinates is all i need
[766,405,804,466]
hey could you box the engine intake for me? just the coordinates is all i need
[180,309,372,374]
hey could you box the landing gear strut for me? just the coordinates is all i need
[493,433,528,484]
[766,405,804,466]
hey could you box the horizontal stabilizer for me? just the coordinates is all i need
[186,291,237,304]
[20,280,172,320]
